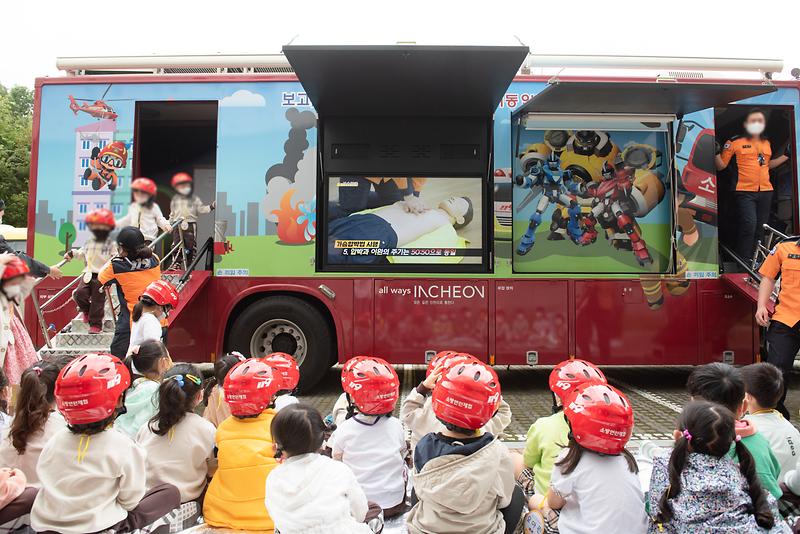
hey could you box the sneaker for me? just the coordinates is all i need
[88,326,102,335]
[81,312,89,324]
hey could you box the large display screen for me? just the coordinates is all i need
[512,124,673,274]
[323,176,485,270]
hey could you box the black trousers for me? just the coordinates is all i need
[735,190,773,261]
[73,275,105,328]
[766,320,799,420]
[110,302,131,359]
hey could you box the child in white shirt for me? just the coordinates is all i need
[136,363,215,532]
[265,403,378,534]
[116,177,171,242]
[127,279,178,355]
[742,362,800,482]
[332,356,407,518]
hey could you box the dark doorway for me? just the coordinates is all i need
[134,101,218,260]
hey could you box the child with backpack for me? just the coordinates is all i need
[521,359,606,498]
[262,352,300,411]
[202,352,245,426]
[128,279,178,353]
[538,383,647,534]
[265,403,380,534]
[649,400,788,533]
[63,208,118,334]
[407,359,524,534]
[0,361,64,486]
[400,351,512,450]
[332,356,407,518]
[687,362,783,499]
[30,352,180,533]
[203,358,281,531]
[136,363,216,531]
[115,340,172,438]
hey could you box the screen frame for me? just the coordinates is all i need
[316,173,493,273]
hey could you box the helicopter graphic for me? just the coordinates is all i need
[67,85,130,121]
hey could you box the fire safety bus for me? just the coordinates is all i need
[25,46,800,389]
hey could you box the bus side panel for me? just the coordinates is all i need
[168,283,213,363]
[352,278,375,358]
[494,280,569,365]
[698,279,755,365]
[574,280,699,365]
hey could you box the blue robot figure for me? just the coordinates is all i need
[515,152,584,256]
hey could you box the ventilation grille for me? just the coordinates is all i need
[76,66,294,76]
[378,144,401,159]
[411,145,432,159]
[441,144,480,160]
[668,71,704,79]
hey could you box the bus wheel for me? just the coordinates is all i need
[227,295,334,391]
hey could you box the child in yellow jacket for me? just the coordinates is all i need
[203,358,281,531]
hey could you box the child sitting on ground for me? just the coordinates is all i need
[401,351,512,450]
[202,352,245,426]
[0,361,64,487]
[30,352,180,533]
[203,358,281,531]
[332,356,407,519]
[263,352,300,411]
[408,359,524,534]
[331,356,369,426]
[116,340,172,438]
[742,362,800,483]
[0,466,37,530]
[532,383,646,534]
[265,403,380,534]
[521,359,607,498]
[687,362,783,499]
[116,178,172,243]
[649,400,788,533]
[136,363,215,531]
[64,208,118,334]
[128,279,178,354]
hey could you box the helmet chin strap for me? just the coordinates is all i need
[345,393,357,420]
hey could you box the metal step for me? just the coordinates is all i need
[53,332,114,348]
[38,347,95,360]
[68,318,116,334]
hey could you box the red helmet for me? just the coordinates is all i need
[56,352,131,425]
[427,350,459,376]
[131,177,157,196]
[263,352,300,391]
[98,141,128,168]
[549,359,607,403]
[564,383,634,455]
[84,208,115,227]
[342,357,399,415]
[171,172,193,188]
[432,360,501,430]
[1,256,30,282]
[224,359,280,416]
[142,280,178,308]
[341,356,373,393]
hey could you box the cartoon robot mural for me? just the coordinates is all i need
[515,152,585,255]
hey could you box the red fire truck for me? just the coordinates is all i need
[25,47,799,389]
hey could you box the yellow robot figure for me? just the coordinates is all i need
[518,142,552,174]
[640,251,690,310]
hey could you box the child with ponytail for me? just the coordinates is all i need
[202,352,245,426]
[115,340,172,438]
[649,400,789,533]
[0,361,63,486]
[136,363,216,531]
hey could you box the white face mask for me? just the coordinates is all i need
[2,284,23,303]
[746,121,765,136]
[176,186,192,196]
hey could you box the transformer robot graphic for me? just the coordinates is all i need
[515,153,584,256]
[579,161,653,265]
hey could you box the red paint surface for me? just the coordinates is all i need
[698,279,756,365]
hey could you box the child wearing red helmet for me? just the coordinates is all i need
[0,254,38,384]
[64,207,118,334]
[116,177,171,242]
[169,172,215,266]
[521,359,607,498]
[202,351,246,426]
[331,356,408,518]
[203,358,281,531]
[30,353,181,533]
[539,383,647,534]
[408,359,524,534]
[127,279,179,354]
[263,352,301,411]
[401,351,512,450]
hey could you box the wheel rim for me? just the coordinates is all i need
[249,318,307,365]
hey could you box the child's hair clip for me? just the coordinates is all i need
[230,351,246,362]
[186,373,202,386]
[735,435,742,442]
[172,374,186,388]
[32,366,42,377]
[682,429,692,442]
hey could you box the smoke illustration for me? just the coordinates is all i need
[265,108,316,186]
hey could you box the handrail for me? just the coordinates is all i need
[177,237,213,291]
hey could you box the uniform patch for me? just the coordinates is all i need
[789,254,800,259]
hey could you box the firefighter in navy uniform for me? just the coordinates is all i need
[757,239,800,419]
[716,108,790,261]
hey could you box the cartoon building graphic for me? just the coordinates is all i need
[72,120,116,242]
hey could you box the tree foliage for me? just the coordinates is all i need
[0,84,33,227]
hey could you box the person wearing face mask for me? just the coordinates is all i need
[127,280,178,355]
[716,108,791,261]
[0,255,38,384]
[169,173,215,267]
[116,178,172,243]
[64,208,119,334]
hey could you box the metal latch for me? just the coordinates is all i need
[526,351,539,365]
[424,351,436,364]
[722,350,735,364]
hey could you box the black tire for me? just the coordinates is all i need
[227,295,334,392]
